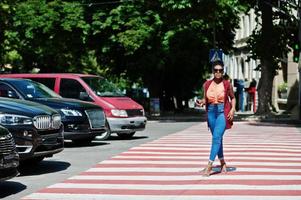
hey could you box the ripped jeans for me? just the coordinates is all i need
[207,103,226,162]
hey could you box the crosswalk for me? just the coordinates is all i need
[22,122,301,199]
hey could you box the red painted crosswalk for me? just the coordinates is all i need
[22,122,301,200]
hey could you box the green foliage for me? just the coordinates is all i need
[5,0,91,72]
[246,0,298,71]
[90,0,247,104]
[159,0,192,10]
[278,82,288,93]
[93,3,162,55]
[1,0,250,111]
[247,25,290,70]
[0,0,19,67]
[80,50,108,75]
[110,72,139,92]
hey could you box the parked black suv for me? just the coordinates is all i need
[0,78,108,143]
[0,97,64,162]
[0,125,19,181]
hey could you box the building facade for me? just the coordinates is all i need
[224,9,260,112]
[224,9,299,115]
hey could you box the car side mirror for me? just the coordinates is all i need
[79,91,90,100]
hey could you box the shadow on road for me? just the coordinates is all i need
[107,135,148,141]
[18,160,71,176]
[210,166,237,176]
[0,181,27,199]
[64,140,110,148]
[156,119,205,123]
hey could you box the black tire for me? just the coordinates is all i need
[117,132,135,139]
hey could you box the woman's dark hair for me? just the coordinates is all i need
[211,60,224,69]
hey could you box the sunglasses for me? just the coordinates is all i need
[213,68,224,73]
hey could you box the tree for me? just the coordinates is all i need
[90,0,247,110]
[0,0,21,69]
[1,0,250,112]
[245,0,298,114]
[6,0,91,72]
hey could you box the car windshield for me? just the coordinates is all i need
[82,77,124,97]
[12,80,61,99]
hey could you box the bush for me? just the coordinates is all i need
[278,82,288,93]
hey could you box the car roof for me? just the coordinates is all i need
[0,78,47,86]
[0,77,32,82]
[0,73,100,79]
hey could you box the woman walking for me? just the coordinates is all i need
[196,60,236,176]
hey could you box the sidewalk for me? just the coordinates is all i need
[146,108,206,122]
[147,108,301,125]
[235,110,301,125]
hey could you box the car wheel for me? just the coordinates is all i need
[95,120,111,141]
[117,131,135,139]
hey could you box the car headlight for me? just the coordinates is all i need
[0,114,33,125]
[61,109,82,116]
[0,132,13,140]
[111,109,128,117]
[141,109,145,116]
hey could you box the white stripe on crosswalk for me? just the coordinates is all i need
[113,155,301,160]
[49,183,301,190]
[69,175,301,180]
[101,160,301,166]
[130,147,301,152]
[140,144,301,149]
[86,167,301,172]
[147,142,301,145]
[123,151,301,156]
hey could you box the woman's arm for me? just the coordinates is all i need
[195,83,206,107]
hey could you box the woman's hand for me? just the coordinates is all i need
[227,109,235,120]
[195,99,205,107]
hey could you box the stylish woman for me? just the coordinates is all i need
[196,60,236,176]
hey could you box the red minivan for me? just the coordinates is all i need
[0,74,147,139]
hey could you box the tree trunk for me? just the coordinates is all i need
[257,60,274,114]
[256,0,276,115]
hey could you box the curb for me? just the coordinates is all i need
[147,114,301,125]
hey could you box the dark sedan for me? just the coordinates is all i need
[0,78,108,143]
[0,97,64,162]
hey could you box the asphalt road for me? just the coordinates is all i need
[0,120,199,200]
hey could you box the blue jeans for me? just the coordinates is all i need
[207,103,226,162]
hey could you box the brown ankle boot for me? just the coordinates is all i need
[201,162,213,177]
